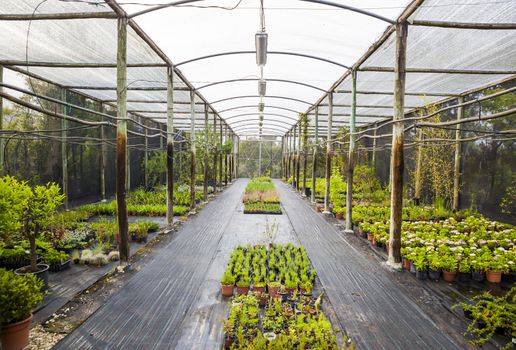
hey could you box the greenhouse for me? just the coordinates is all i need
[0,0,515,349]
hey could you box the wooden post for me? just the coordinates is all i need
[286,133,290,180]
[293,125,297,189]
[311,107,319,203]
[126,135,130,193]
[345,70,357,232]
[281,136,285,179]
[203,104,209,201]
[190,90,196,210]
[61,88,69,209]
[387,22,408,268]
[166,67,174,225]
[0,66,3,174]
[229,133,234,183]
[224,125,228,185]
[99,102,107,201]
[452,96,464,211]
[235,136,239,178]
[323,92,333,214]
[371,122,378,169]
[116,16,129,263]
[413,127,423,204]
[219,120,223,187]
[213,115,218,191]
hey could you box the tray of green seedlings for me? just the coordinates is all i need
[220,244,342,349]
[243,177,282,215]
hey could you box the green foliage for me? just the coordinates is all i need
[44,248,70,265]
[453,287,515,349]
[0,268,44,325]
[0,176,30,241]
[244,202,281,214]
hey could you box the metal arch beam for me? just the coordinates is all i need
[129,0,395,24]
[224,113,299,123]
[176,51,349,69]
[211,95,312,106]
[229,119,293,129]
[218,105,301,115]
[231,127,286,136]
[232,124,290,133]
[196,78,327,93]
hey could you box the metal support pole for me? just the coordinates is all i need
[190,90,196,209]
[293,125,297,188]
[302,115,308,196]
[144,127,149,188]
[323,93,333,214]
[116,16,129,263]
[61,88,69,209]
[345,70,357,232]
[213,115,218,191]
[296,122,301,192]
[219,120,223,187]
[224,125,228,185]
[452,96,464,211]
[126,134,130,193]
[0,66,3,174]
[413,127,423,203]
[387,22,408,268]
[286,133,291,180]
[99,102,107,201]
[203,104,209,201]
[258,135,262,176]
[166,67,174,225]
[311,107,318,203]
[235,136,239,178]
[281,136,285,179]
[372,122,378,169]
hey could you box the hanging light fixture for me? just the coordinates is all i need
[259,112,264,121]
[259,121,263,128]
[258,79,266,97]
[258,102,264,112]
[255,31,268,66]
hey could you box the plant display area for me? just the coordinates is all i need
[243,177,282,215]
[219,244,343,348]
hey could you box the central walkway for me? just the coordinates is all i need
[55,178,465,350]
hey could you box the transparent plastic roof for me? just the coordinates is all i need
[1,0,515,137]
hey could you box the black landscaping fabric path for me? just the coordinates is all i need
[54,181,246,350]
[275,180,463,350]
[55,179,465,350]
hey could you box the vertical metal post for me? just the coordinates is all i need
[166,67,174,225]
[281,136,285,179]
[144,126,149,189]
[99,102,107,201]
[61,89,68,209]
[323,92,333,214]
[414,127,423,203]
[296,122,301,191]
[372,122,378,169]
[302,115,308,196]
[219,120,223,186]
[387,22,408,268]
[224,124,228,185]
[293,124,297,188]
[258,135,262,176]
[0,66,4,174]
[116,16,129,263]
[286,132,290,180]
[345,70,357,232]
[203,104,209,201]
[235,136,239,178]
[311,107,318,203]
[213,114,218,191]
[452,96,463,211]
[190,90,196,209]
[126,132,130,193]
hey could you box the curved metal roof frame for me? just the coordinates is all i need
[231,126,286,135]
[229,119,293,129]
[224,113,298,123]
[211,95,312,106]
[218,105,301,115]
[195,78,327,93]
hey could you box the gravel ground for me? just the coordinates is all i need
[25,325,65,350]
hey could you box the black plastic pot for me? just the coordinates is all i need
[416,268,428,280]
[409,262,416,274]
[428,269,441,281]
[458,272,471,282]
[49,259,71,272]
[471,270,484,282]
[15,263,49,291]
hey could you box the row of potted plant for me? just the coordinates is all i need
[243,178,282,214]
[359,216,515,283]
[220,244,316,298]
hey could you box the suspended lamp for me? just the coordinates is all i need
[259,112,264,121]
[258,79,266,97]
[255,31,268,66]
[258,102,264,112]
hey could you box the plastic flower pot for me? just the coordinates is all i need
[428,269,441,281]
[367,233,374,241]
[285,287,297,296]
[416,268,428,280]
[221,284,234,297]
[486,270,502,283]
[409,262,416,274]
[402,258,411,270]
[442,270,457,283]
[15,264,49,292]
[471,270,484,282]
[268,284,280,298]
[0,314,33,350]
[458,272,471,282]
[236,285,250,295]
[335,212,344,220]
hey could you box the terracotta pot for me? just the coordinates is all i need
[268,284,280,298]
[221,284,234,297]
[402,258,411,270]
[442,270,457,283]
[335,212,344,220]
[223,335,234,349]
[315,204,323,212]
[0,314,32,350]
[367,233,374,241]
[371,238,377,246]
[285,287,297,296]
[236,285,250,295]
[253,285,265,293]
[486,270,502,283]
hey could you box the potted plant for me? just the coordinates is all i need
[458,258,471,282]
[486,256,505,284]
[45,249,71,272]
[0,268,44,350]
[220,270,235,297]
[268,280,281,298]
[439,253,458,283]
[15,182,64,291]
[284,274,298,296]
[236,274,251,295]
[412,249,428,280]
